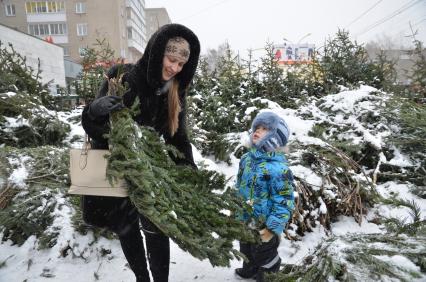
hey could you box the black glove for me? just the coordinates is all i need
[88,96,124,119]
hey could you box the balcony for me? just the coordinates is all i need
[128,38,144,54]
[27,12,66,23]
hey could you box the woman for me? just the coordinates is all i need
[81,23,200,282]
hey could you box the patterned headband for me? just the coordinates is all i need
[165,37,190,62]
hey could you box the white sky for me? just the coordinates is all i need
[145,0,426,57]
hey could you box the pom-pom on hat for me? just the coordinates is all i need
[251,111,290,152]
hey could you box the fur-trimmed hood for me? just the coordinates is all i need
[133,23,200,90]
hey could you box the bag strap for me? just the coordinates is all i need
[79,134,91,169]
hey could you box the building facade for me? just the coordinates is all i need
[0,23,66,94]
[0,0,147,63]
[366,48,426,85]
[145,7,170,40]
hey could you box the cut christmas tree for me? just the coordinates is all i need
[105,77,256,267]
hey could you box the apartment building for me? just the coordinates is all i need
[0,0,147,63]
[366,48,426,85]
[145,7,170,41]
[1,23,66,94]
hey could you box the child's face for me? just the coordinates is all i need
[252,125,269,144]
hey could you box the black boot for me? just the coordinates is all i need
[235,266,258,279]
[256,258,281,282]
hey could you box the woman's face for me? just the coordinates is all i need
[162,55,187,81]
[252,125,269,144]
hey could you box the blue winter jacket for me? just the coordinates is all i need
[236,148,295,235]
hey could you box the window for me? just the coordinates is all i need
[25,1,65,14]
[62,46,69,56]
[50,24,59,35]
[77,23,87,36]
[48,2,57,13]
[38,24,49,35]
[28,25,37,35]
[25,2,35,13]
[75,2,86,14]
[28,23,67,36]
[28,1,48,13]
[128,28,143,45]
[49,23,67,35]
[5,4,16,16]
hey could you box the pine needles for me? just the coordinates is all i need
[0,146,69,247]
[269,234,426,282]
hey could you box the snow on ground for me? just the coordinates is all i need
[57,107,86,148]
[1,87,425,281]
[373,181,426,221]
[6,155,31,188]
[0,212,406,282]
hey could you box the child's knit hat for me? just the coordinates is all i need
[251,111,290,152]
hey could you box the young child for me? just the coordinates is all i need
[235,111,295,282]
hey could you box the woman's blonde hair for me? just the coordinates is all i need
[167,78,181,136]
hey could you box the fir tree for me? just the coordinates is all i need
[0,41,52,108]
[0,42,70,147]
[369,49,397,92]
[384,96,426,185]
[74,38,117,103]
[0,146,69,247]
[241,49,262,99]
[205,43,246,134]
[281,59,324,103]
[320,29,377,92]
[188,44,252,162]
[268,233,426,281]
[257,42,286,102]
[407,37,426,101]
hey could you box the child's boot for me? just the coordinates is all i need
[235,264,258,279]
[256,257,281,282]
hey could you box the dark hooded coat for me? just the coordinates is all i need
[82,23,200,167]
[80,24,200,230]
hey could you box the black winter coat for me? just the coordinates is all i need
[82,24,200,167]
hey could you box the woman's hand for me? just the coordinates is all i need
[88,96,124,119]
[259,228,274,242]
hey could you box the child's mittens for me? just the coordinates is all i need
[259,228,274,242]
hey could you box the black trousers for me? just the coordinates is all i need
[118,213,170,282]
[82,196,169,282]
[239,235,280,271]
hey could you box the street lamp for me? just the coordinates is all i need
[297,33,312,44]
[282,37,293,45]
[283,33,312,45]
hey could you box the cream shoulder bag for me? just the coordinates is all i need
[68,137,128,197]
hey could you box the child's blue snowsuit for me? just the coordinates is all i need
[235,147,295,280]
[236,148,295,235]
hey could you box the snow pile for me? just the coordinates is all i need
[0,90,70,148]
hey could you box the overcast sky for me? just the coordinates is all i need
[145,0,426,57]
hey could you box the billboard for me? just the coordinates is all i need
[274,43,315,65]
